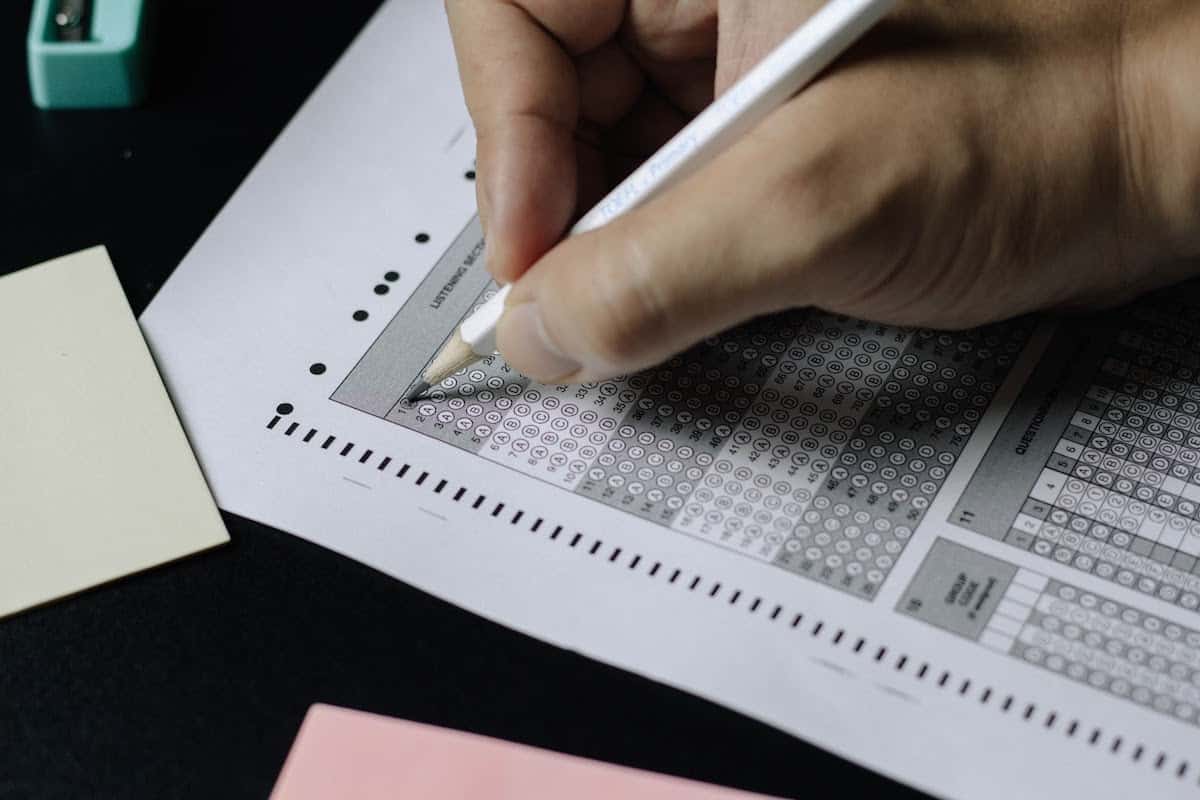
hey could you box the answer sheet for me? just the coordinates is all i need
[141,2,1200,797]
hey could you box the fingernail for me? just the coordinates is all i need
[499,302,580,383]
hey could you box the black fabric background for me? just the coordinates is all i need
[0,2,931,797]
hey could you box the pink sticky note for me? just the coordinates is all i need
[271,705,784,800]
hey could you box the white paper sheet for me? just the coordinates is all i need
[140,2,1200,796]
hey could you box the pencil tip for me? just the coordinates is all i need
[404,381,430,404]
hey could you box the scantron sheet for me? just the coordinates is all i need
[141,3,1200,797]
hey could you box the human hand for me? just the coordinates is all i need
[445,0,1200,384]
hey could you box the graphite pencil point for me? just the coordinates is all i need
[404,380,430,404]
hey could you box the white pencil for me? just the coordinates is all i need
[407,0,895,402]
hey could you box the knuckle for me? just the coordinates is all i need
[627,0,681,45]
[625,0,717,59]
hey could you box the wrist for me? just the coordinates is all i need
[1119,3,1200,261]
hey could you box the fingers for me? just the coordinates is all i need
[714,1,823,94]
[494,116,807,383]
[625,0,719,62]
[445,0,727,284]
[446,1,636,284]
[576,42,645,127]
[444,1,577,283]
[623,0,718,115]
[495,63,927,384]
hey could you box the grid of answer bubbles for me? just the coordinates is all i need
[1000,292,1200,613]
[772,321,1030,596]
[1018,581,1200,725]
[396,284,1034,599]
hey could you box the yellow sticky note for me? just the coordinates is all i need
[0,247,228,617]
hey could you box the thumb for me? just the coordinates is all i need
[496,145,791,383]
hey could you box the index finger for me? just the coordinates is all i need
[444,0,626,282]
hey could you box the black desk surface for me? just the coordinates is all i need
[1,3,930,797]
